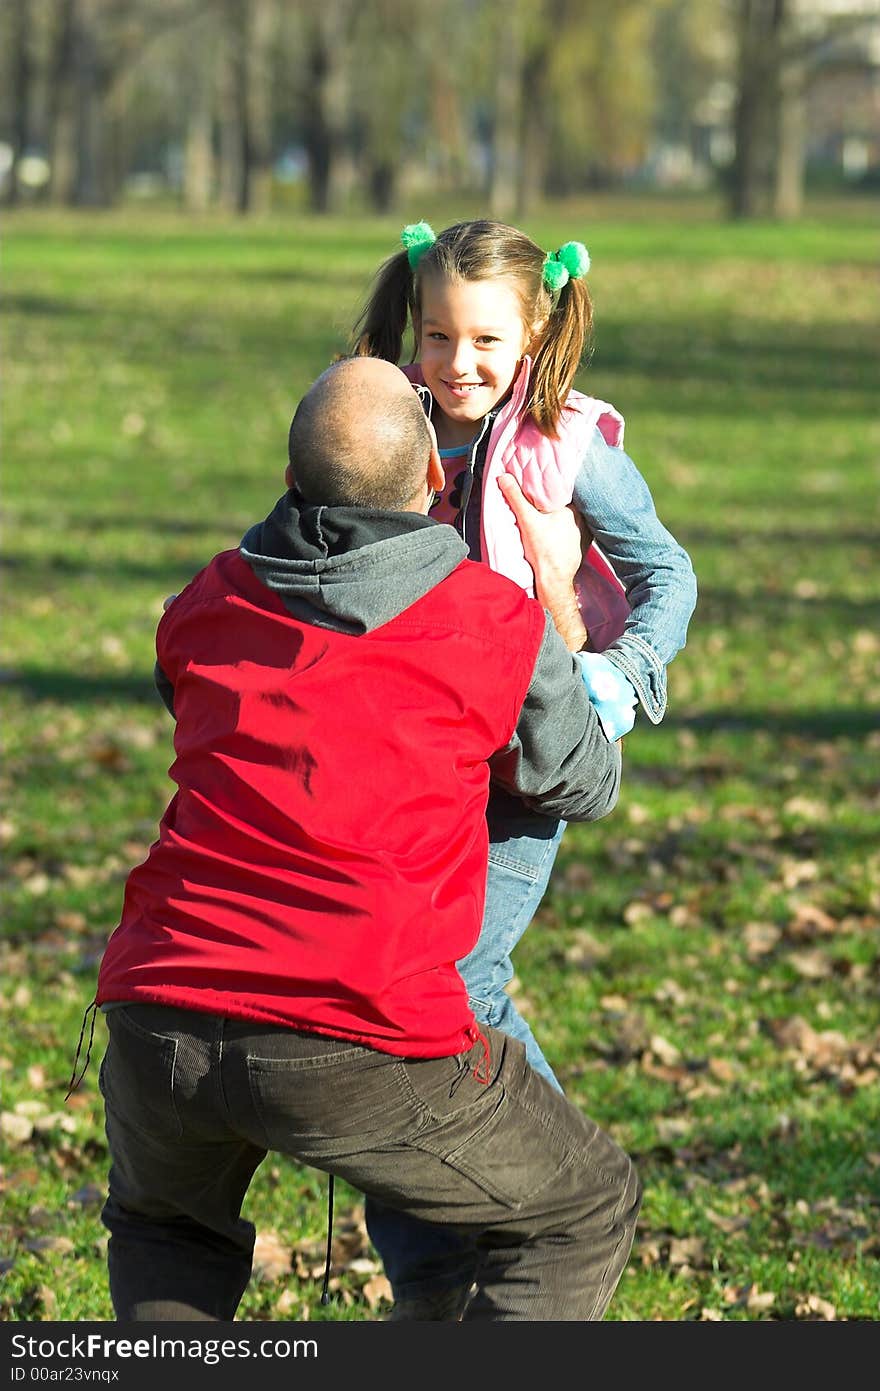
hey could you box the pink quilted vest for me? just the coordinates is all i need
[404,358,631,652]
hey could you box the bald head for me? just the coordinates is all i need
[288,357,434,510]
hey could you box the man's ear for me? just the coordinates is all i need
[427,445,444,496]
[285,463,294,489]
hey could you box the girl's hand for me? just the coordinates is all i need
[498,473,589,651]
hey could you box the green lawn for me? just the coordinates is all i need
[2,197,879,1322]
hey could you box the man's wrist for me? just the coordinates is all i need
[538,581,587,652]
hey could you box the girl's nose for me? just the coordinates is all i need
[447,339,474,377]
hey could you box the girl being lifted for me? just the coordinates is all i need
[349,217,697,1319]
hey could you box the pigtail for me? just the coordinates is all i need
[350,249,416,364]
[528,277,594,437]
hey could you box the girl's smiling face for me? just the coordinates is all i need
[417,275,534,445]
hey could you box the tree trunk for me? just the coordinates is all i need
[246,0,279,216]
[729,0,786,219]
[429,68,466,192]
[488,7,524,218]
[184,58,215,212]
[302,1,352,213]
[47,0,78,204]
[517,44,549,217]
[367,160,396,212]
[5,0,32,206]
[218,0,250,212]
[774,48,807,219]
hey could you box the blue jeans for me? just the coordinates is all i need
[365,791,568,1309]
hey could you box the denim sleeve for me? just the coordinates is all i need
[571,426,697,723]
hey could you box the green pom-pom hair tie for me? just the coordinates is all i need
[542,239,591,305]
[401,221,437,270]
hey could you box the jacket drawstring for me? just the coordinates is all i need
[471,1027,491,1086]
[65,998,98,1101]
[320,1173,334,1305]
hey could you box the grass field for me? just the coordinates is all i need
[2,195,879,1323]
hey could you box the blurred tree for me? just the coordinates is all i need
[480,0,656,216]
[40,0,210,206]
[544,0,654,195]
[729,0,790,217]
[3,0,33,206]
[650,0,726,166]
[298,0,358,212]
[486,0,527,216]
[729,0,879,218]
[215,0,279,213]
[181,11,216,211]
[347,0,476,212]
[348,0,424,211]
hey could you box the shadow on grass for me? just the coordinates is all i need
[5,550,879,634]
[678,588,879,626]
[3,670,160,704]
[667,708,878,738]
[6,283,877,415]
[2,551,214,587]
[4,667,878,747]
[680,525,880,547]
[3,294,81,317]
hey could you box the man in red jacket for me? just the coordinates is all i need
[94,356,640,1322]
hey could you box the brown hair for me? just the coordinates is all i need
[350,220,593,437]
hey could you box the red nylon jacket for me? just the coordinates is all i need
[96,546,546,1057]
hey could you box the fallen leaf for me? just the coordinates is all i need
[649,1035,682,1067]
[788,949,833,980]
[251,1230,292,1282]
[22,1236,75,1257]
[362,1274,393,1310]
[785,903,838,940]
[707,1057,738,1082]
[607,1012,650,1059]
[623,900,653,925]
[14,1100,49,1119]
[668,1236,707,1269]
[743,922,781,958]
[704,1208,750,1234]
[273,1289,300,1316]
[564,931,608,968]
[795,1294,836,1320]
[746,1285,776,1313]
[69,1183,104,1208]
[1,1113,34,1144]
[655,1117,691,1143]
[37,1286,58,1316]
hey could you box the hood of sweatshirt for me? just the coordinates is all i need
[239,489,469,636]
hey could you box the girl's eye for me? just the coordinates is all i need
[426,331,448,341]
[477,336,500,346]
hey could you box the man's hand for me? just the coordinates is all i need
[497,473,589,652]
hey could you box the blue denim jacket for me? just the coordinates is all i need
[571,425,697,723]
